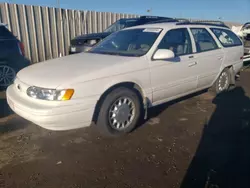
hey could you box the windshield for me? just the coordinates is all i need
[243,24,250,30]
[89,28,162,57]
[104,19,139,33]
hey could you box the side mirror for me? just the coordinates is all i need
[153,49,175,60]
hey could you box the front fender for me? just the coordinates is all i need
[67,68,152,103]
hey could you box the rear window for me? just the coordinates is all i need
[210,28,242,47]
[0,26,14,39]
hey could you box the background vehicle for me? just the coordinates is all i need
[232,22,250,62]
[0,23,30,91]
[232,22,250,54]
[69,16,172,54]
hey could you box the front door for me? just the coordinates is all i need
[150,28,198,105]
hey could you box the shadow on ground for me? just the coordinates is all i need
[138,89,208,128]
[0,98,13,119]
[0,116,28,133]
[0,97,28,133]
[180,87,250,188]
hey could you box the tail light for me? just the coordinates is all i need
[18,42,25,56]
[240,51,244,60]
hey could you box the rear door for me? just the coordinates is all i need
[189,27,225,89]
[210,28,243,67]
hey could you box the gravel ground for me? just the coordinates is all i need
[0,68,249,188]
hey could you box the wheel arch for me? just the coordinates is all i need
[92,81,147,123]
[212,65,235,86]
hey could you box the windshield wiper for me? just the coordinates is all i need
[89,51,141,57]
[89,51,122,56]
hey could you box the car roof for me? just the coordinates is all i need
[0,23,8,28]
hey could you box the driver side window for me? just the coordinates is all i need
[158,28,192,56]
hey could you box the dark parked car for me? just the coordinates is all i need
[69,16,172,54]
[0,24,30,90]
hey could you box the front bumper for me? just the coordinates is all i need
[6,85,96,131]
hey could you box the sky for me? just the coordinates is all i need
[3,0,250,23]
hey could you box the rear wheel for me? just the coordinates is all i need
[96,87,142,136]
[213,69,231,94]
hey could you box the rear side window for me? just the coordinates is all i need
[210,28,242,47]
[190,28,218,52]
[0,26,14,39]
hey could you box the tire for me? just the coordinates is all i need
[96,87,142,136]
[0,63,17,91]
[212,68,231,95]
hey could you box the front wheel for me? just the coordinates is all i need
[96,87,142,136]
[0,64,16,91]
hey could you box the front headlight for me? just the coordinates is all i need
[27,86,74,101]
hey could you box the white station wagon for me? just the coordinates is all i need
[7,21,244,136]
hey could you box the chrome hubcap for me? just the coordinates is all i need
[0,65,16,87]
[109,97,136,130]
[218,72,229,92]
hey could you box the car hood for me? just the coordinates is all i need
[17,52,139,88]
[73,32,112,40]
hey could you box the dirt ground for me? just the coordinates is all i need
[0,67,250,188]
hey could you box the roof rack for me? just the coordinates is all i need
[148,18,178,24]
[176,20,229,28]
[140,16,172,19]
[148,18,189,24]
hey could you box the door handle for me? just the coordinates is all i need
[218,56,223,60]
[189,55,194,59]
[188,62,197,67]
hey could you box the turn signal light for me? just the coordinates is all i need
[62,89,74,101]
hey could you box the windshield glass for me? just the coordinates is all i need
[243,24,250,30]
[89,28,162,57]
[104,19,139,33]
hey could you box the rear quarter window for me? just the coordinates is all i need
[0,26,14,39]
[210,28,242,47]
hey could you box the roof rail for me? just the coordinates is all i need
[140,16,172,20]
[193,20,226,25]
[148,18,178,24]
[148,18,189,24]
[176,20,229,28]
